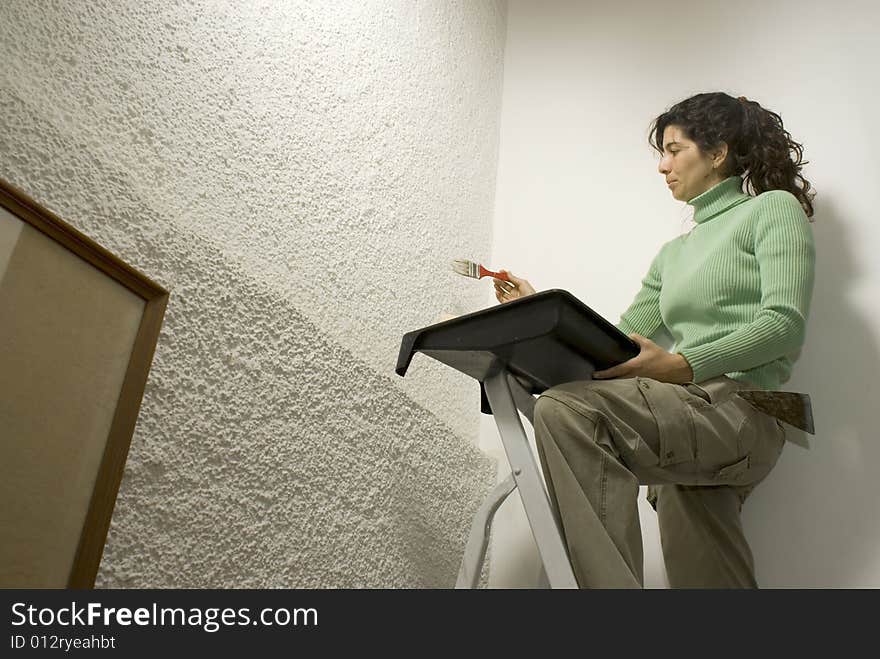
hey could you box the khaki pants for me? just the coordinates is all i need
[533,375,786,588]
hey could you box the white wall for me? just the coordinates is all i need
[484,0,880,587]
[0,0,506,587]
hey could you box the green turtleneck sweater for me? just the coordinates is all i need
[615,175,815,391]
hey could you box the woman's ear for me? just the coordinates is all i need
[712,142,729,168]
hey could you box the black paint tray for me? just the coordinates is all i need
[396,289,640,410]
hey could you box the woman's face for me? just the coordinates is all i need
[657,125,727,202]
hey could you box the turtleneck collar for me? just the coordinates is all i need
[687,175,750,224]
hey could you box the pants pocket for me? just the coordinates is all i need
[715,454,751,484]
[683,381,714,405]
[683,376,743,407]
[635,377,695,467]
[701,405,781,487]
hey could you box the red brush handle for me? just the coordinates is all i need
[478,265,511,282]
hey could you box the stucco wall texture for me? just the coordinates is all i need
[0,1,506,587]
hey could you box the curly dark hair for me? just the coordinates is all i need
[648,92,815,219]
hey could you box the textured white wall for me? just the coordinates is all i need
[486,0,880,587]
[0,0,506,587]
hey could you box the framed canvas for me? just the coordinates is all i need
[0,178,169,588]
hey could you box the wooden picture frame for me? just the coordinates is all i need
[0,178,168,588]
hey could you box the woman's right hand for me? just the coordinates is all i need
[493,269,536,304]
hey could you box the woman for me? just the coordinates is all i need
[493,92,816,588]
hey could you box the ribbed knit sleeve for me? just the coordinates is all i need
[615,241,670,338]
[678,191,815,383]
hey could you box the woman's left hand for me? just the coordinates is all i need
[592,333,694,384]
